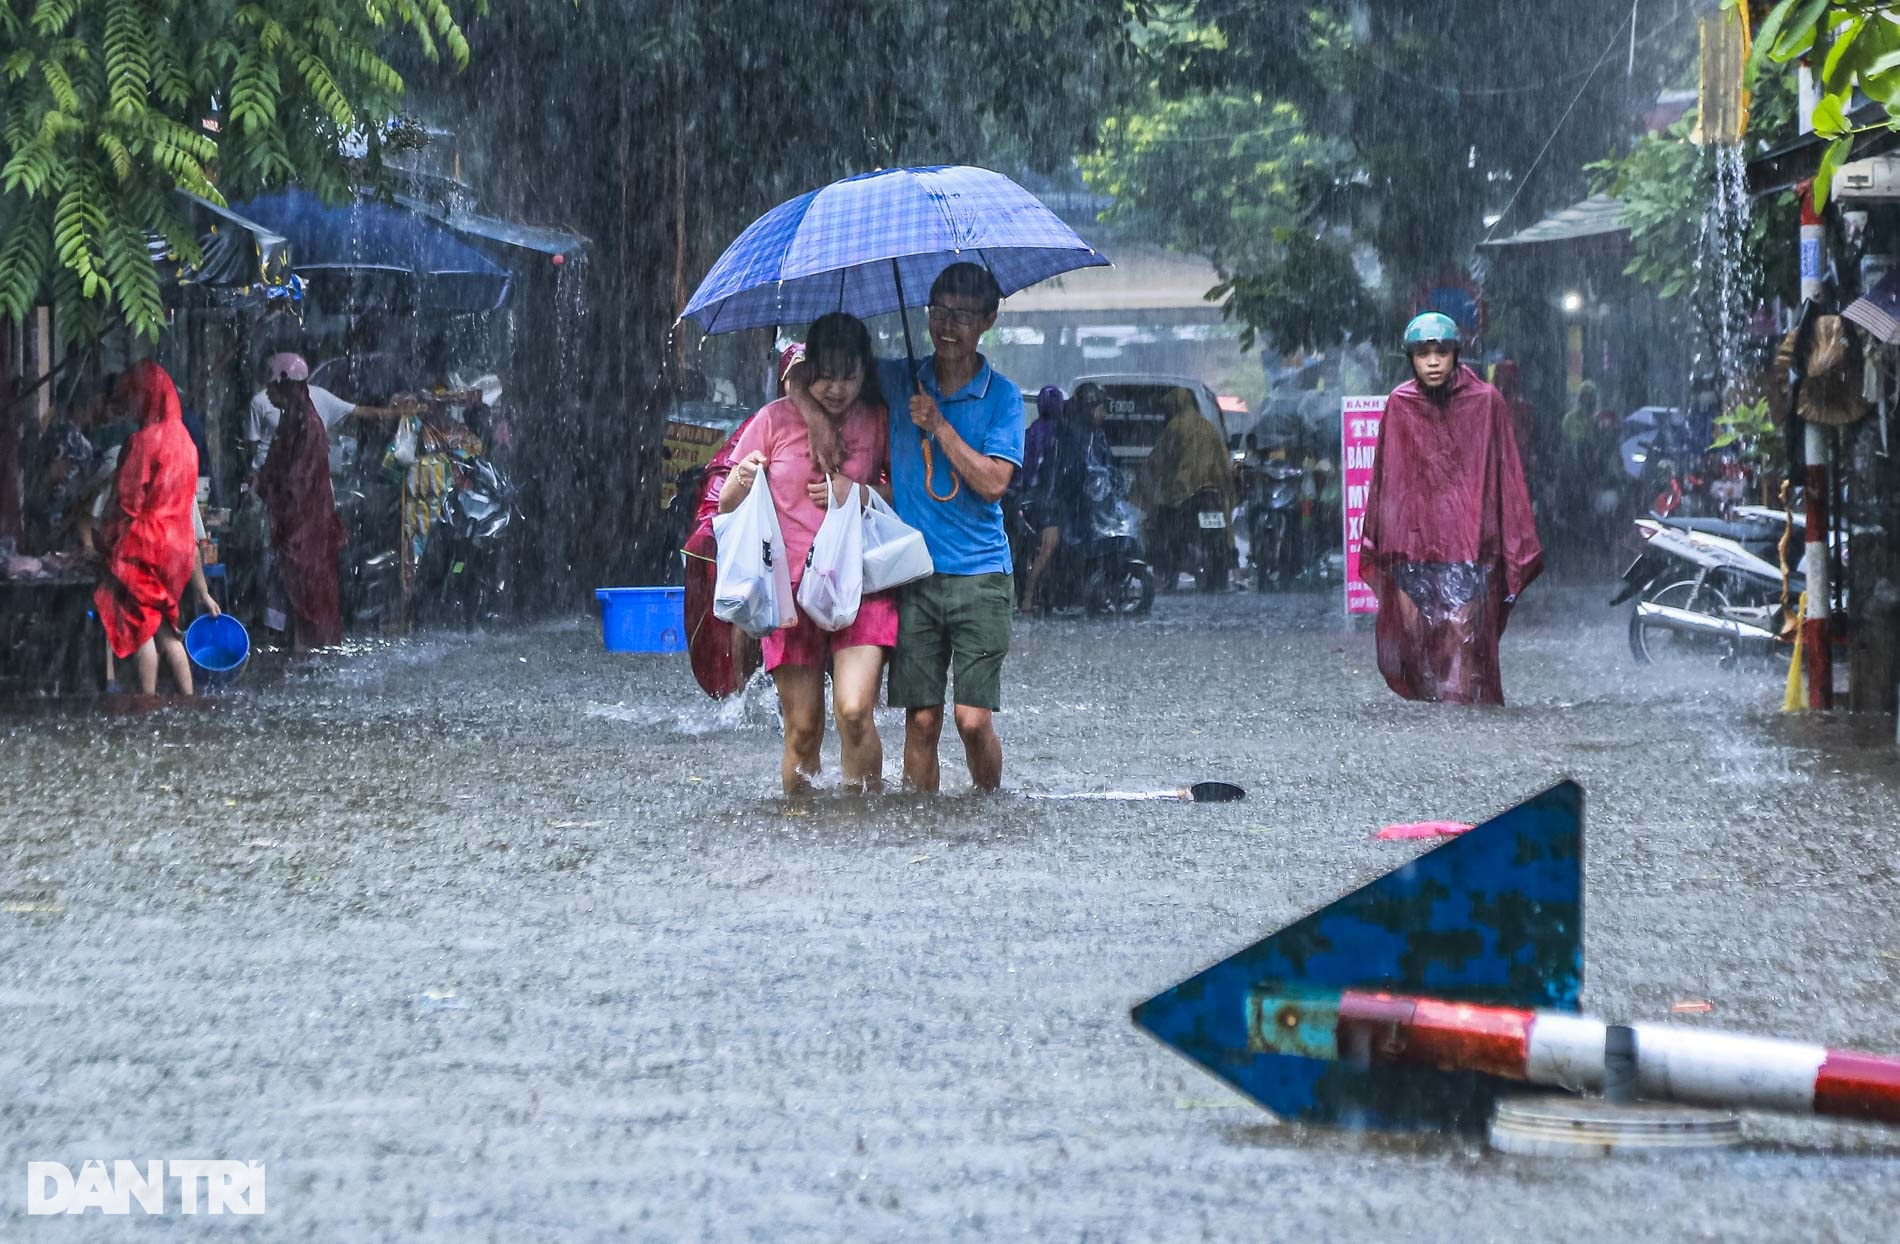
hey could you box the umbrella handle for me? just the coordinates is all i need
[921,436,960,502]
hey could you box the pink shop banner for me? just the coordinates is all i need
[1342,396,1385,616]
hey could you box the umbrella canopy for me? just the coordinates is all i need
[681,165,1108,334]
[1844,270,1900,346]
[228,188,512,314]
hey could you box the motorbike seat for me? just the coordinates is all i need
[1662,517,1781,545]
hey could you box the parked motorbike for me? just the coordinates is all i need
[1014,464,1154,617]
[1243,458,1304,592]
[415,455,520,631]
[336,477,402,631]
[1611,515,1794,665]
[1149,486,1233,593]
[658,463,709,587]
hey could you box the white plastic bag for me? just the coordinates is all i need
[860,490,934,591]
[711,467,795,637]
[389,414,419,467]
[797,478,865,631]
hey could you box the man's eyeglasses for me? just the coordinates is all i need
[925,304,986,330]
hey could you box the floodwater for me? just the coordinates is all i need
[5,584,1900,1240]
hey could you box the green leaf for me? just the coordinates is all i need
[1748,0,1800,80]
[1769,0,1831,64]
[1863,47,1900,103]
[1812,134,1854,212]
[1812,91,1851,138]
[1821,16,1865,91]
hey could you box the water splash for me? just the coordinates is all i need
[586,667,781,735]
[1691,144,1758,399]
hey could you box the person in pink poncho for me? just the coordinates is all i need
[717,315,895,795]
[1360,313,1543,706]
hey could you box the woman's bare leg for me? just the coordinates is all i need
[1020,525,1061,611]
[130,637,160,695]
[830,645,886,792]
[771,664,827,796]
[155,624,194,696]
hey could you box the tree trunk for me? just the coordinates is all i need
[0,326,19,542]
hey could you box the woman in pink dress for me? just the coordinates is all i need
[717,314,895,795]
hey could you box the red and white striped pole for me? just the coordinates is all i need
[1252,989,1900,1125]
[1798,185,1833,708]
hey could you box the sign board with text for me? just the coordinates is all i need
[1341,396,1385,616]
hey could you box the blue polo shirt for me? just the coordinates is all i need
[877,354,1024,575]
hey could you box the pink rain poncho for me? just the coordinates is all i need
[1360,364,1543,705]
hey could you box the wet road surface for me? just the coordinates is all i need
[5,583,1900,1240]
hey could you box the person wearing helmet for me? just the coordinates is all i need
[1013,385,1072,613]
[242,352,408,484]
[1359,312,1542,705]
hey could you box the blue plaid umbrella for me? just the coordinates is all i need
[680,165,1108,336]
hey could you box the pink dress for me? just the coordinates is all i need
[725,397,898,669]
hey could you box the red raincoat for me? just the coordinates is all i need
[94,362,199,658]
[1360,365,1543,705]
[257,382,346,646]
[684,416,761,698]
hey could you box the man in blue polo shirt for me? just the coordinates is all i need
[877,262,1023,791]
[792,262,1023,791]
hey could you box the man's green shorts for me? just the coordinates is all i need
[887,571,1013,711]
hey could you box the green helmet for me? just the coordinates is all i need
[1402,312,1460,353]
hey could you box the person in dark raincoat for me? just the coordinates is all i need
[92,361,200,694]
[1014,384,1072,613]
[1360,313,1542,705]
[257,355,347,649]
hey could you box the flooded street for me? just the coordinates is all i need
[6,583,1900,1240]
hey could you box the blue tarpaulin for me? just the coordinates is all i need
[228,188,512,314]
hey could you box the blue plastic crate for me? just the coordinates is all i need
[596,587,686,653]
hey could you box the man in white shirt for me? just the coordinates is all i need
[242,353,410,481]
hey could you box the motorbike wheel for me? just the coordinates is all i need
[1195,532,1227,593]
[1085,564,1155,617]
[1629,578,1735,665]
[1254,516,1295,593]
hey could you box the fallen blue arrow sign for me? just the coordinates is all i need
[1131,780,1585,1133]
[1132,778,1900,1134]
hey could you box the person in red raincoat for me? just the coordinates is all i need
[1360,313,1543,706]
[256,354,347,649]
[92,361,200,694]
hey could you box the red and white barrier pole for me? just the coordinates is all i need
[1262,990,1900,1125]
[1803,424,1832,708]
[1798,187,1831,708]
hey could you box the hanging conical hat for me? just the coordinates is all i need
[1771,315,1869,427]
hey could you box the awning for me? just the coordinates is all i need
[227,188,512,314]
[151,193,299,308]
[1478,196,1628,249]
[392,194,589,260]
[1745,100,1900,197]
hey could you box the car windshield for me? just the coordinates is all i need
[1095,384,1199,453]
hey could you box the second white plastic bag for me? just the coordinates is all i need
[797,479,865,631]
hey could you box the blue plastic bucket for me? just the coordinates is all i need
[596,587,686,653]
[184,613,250,687]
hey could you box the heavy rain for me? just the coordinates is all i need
[4,2,1900,1239]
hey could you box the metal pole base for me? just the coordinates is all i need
[1488,1094,1742,1158]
